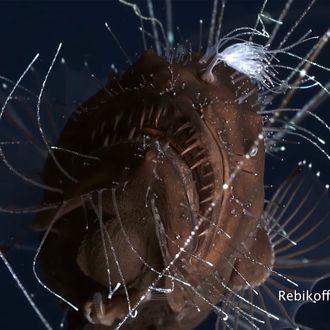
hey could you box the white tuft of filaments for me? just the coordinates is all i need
[199,29,327,93]
[201,41,276,88]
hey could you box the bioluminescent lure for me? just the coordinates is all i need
[0,1,329,330]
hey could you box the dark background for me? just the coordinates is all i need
[0,1,329,329]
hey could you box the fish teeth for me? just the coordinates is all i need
[181,140,200,156]
[190,157,209,170]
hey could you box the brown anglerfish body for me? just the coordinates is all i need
[34,50,273,329]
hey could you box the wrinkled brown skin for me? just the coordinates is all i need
[34,50,272,329]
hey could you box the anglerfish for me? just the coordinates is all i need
[31,47,278,330]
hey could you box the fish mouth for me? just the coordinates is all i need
[135,100,225,241]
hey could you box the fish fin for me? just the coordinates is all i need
[218,165,330,330]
